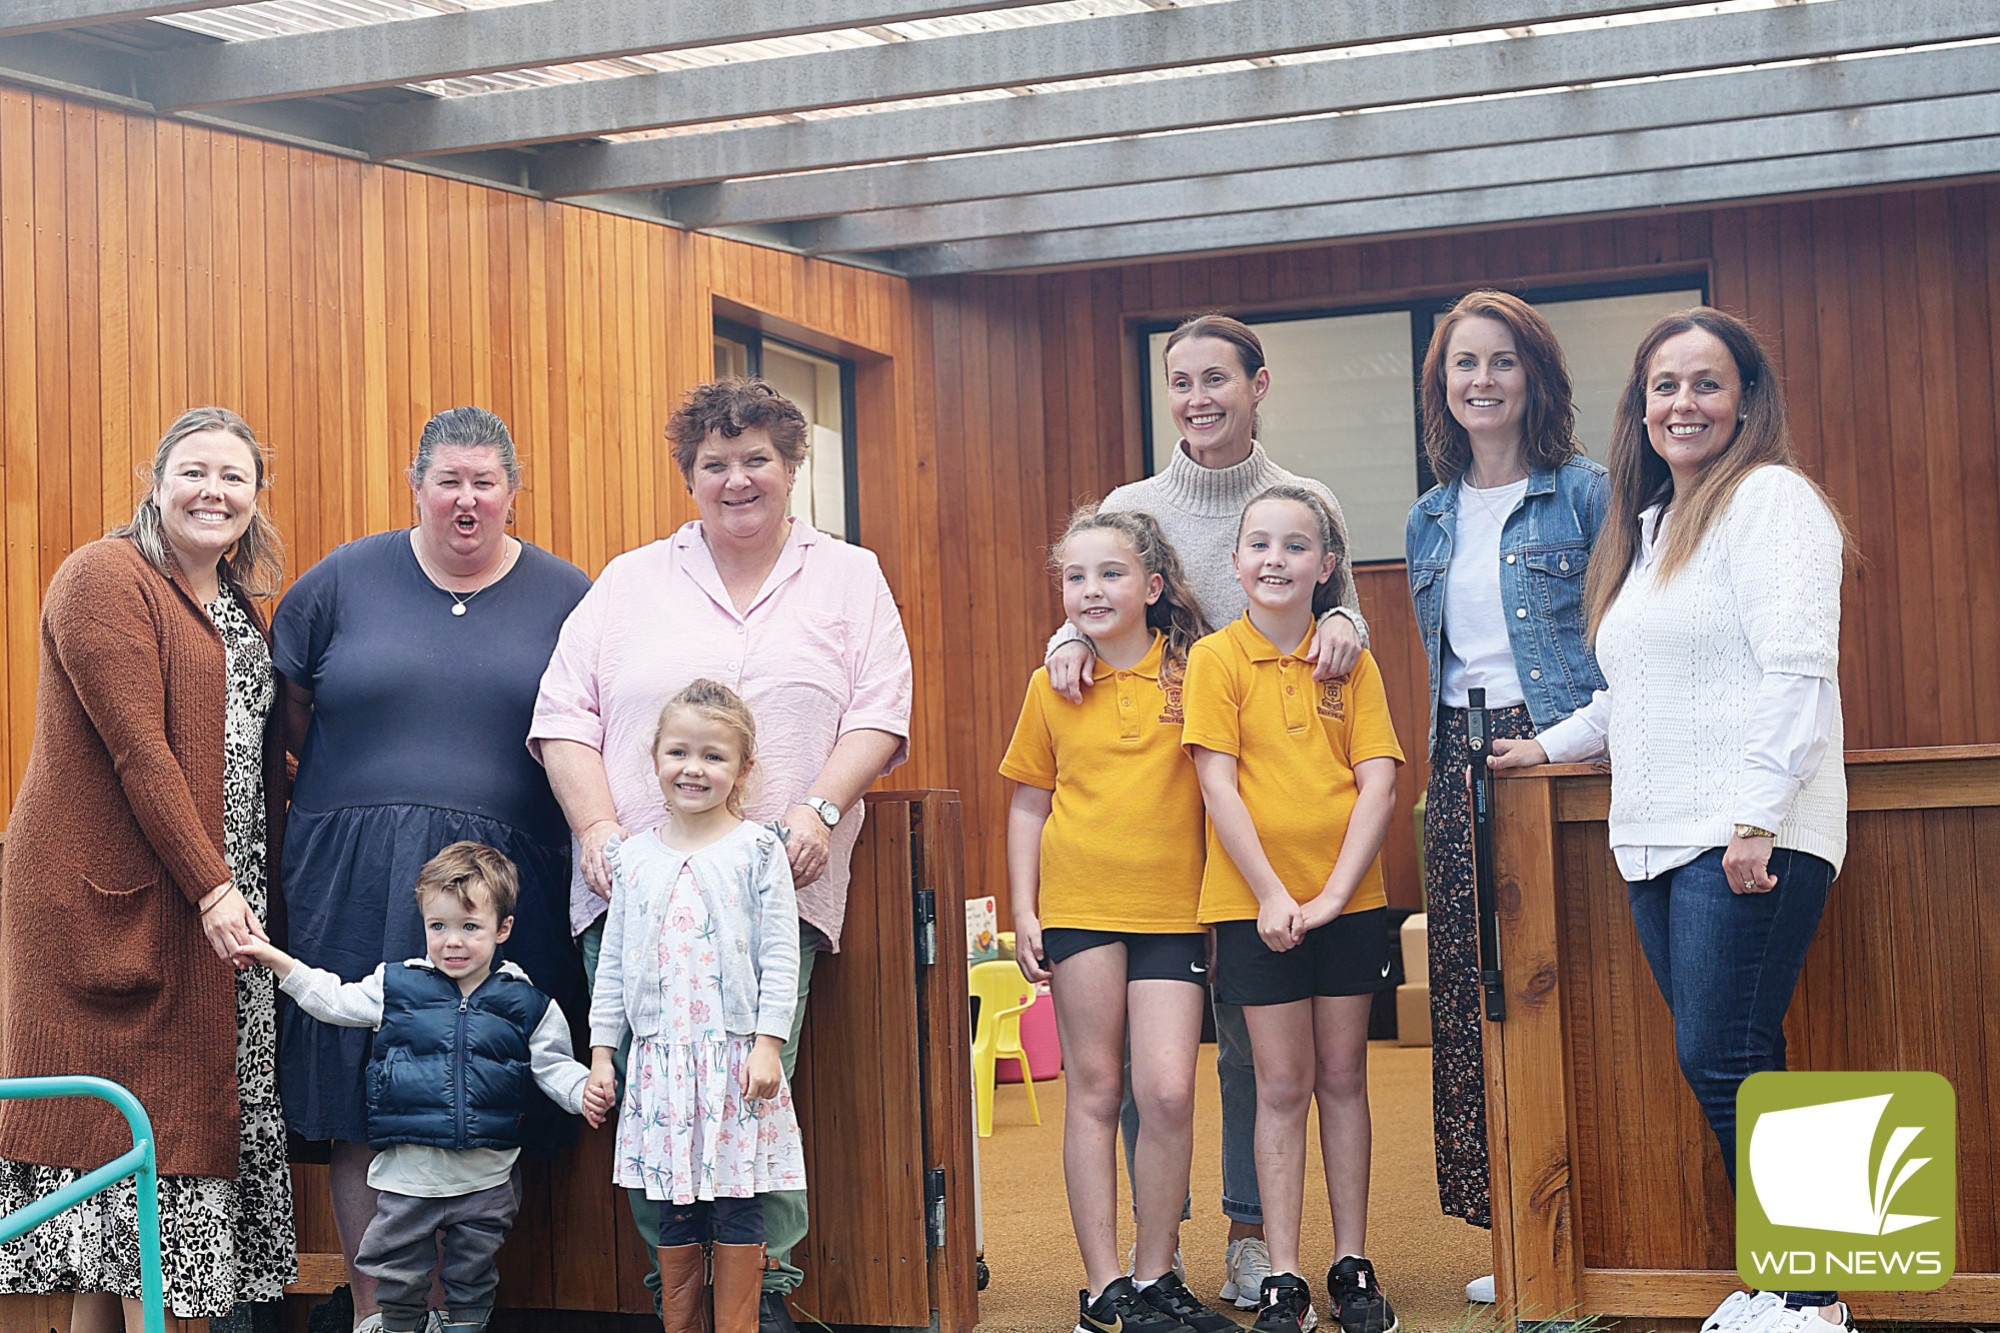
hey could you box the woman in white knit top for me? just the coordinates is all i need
[1492,308,1853,1333]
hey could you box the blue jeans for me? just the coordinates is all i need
[1120,994,1262,1225]
[1625,846,1834,1192]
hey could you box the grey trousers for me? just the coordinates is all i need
[357,1174,521,1331]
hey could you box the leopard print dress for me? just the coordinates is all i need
[0,589,297,1317]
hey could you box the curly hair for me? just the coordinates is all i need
[1052,505,1210,686]
[665,378,809,485]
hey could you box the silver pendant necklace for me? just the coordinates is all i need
[413,533,510,617]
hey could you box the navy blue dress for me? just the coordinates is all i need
[273,530,591,1149]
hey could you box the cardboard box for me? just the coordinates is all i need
[1396,982,1432,1047]
[1400,912,1429,988]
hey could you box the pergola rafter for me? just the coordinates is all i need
[0,0,1992,276]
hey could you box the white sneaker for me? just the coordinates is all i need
[352,1317,383,1333]
[1703,1290,1783,1333]
[1221,1237,1269,1307]
[1126,1241,1186,1282]
[1465,1274,1496,1304]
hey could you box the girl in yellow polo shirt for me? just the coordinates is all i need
[1002,506,1235,1333]
[1181,484,1406,1333]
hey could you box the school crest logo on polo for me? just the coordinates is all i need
[1316,677,1346,721]
[1158,677,1185,725]
[1737,1071,1956,1291]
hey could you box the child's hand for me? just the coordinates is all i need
[1299,892,1346,933]
[581,1073,618,1128]
[741,1035,783,1101]
[231,936,292,978]
[1256,895,1306,953]
[583,1051,619,1127]
[1014,916,1049,984]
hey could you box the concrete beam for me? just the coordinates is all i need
[146,0,1055,111]
[674,44,2000,227]
[889,137,2000,275]
[536,0,2000,195]
[803,91,2000,253]
[372,0,1670,159]
[0,0,237,36]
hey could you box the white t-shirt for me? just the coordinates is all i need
[1440,477,1530,709]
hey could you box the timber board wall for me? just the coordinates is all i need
[918,185,2000,923]
[1,84,1995,952]
[0,87,950,814]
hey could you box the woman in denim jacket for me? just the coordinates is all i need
[1402,292,1607,1297]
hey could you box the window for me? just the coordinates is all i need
[1141,278,1703,563]
[714,320,859,542]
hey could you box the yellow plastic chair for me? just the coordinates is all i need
[969,959,1041,1137]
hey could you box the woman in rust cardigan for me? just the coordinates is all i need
[0,408,295,1329]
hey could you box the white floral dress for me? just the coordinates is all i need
[614,865,806,1204]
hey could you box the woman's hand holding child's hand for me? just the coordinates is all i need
[584,1050,619,1128]
[1256,894,1306,952]
[229,935,291,978]
[741,1035,784,1102]
[1013,916,1049,983]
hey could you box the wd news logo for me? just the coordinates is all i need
[1737,1072,1956,1291]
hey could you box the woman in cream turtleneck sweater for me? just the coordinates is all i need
[1043,314,1368,1316]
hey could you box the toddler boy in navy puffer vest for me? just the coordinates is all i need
[239,841,616,1332]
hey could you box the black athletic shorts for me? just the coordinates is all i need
[1211,907,1392,1005]
[1040,927,1208,985]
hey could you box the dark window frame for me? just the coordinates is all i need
[1133,271,1709,556]
[715,316,862,544]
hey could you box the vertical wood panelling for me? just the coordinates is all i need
[922,187,2000,924]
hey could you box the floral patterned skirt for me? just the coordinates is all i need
[1424,702,1536,1230]
[0,963,297,1316]
[614,1035,806,1205]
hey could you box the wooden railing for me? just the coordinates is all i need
[1484,747,2000,1327]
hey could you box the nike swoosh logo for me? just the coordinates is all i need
[1379,959,1393,978]
[1190,962,1207,975]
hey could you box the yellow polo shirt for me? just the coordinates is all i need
[999,632,1205,932]
[1180,615,1404,924]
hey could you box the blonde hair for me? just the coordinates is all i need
[1586,307,1854,635]
[112,407,284,598]
[653,679,759,818]
[415,840,519,919]
[1052,505,1209,686]
[1237,485,1348,619]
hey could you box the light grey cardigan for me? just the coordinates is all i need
[588,820,800,1048]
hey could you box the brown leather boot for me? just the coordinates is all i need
[711,1242,766,1333]
[658,1242,713,1333]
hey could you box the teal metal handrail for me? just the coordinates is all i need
[0,1075,165,1333]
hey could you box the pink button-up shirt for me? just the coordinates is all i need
[529,519,913,947]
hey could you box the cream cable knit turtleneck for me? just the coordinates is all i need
[1049,441,1367,655]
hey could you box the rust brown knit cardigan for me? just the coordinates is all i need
[0,537,286,1179]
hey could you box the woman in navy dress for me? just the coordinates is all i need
[273,407,590,1329]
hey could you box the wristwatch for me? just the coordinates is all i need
[1734,823,1776,840]
[803,796,842,830]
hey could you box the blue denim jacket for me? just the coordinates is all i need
[1404,456,1610,760]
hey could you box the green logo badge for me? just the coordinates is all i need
[1737,1071,1955,1291]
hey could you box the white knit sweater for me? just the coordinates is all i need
[1050,441,1366,653]
[1594,465,1848,872]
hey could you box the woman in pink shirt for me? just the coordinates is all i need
[530,378,912,1331]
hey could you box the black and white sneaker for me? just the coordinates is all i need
[1139,1272,1237,1333]
[1326,1256,1398,1333]
[1252,1273,1315,1333]
[1076,1276,1194,1333]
